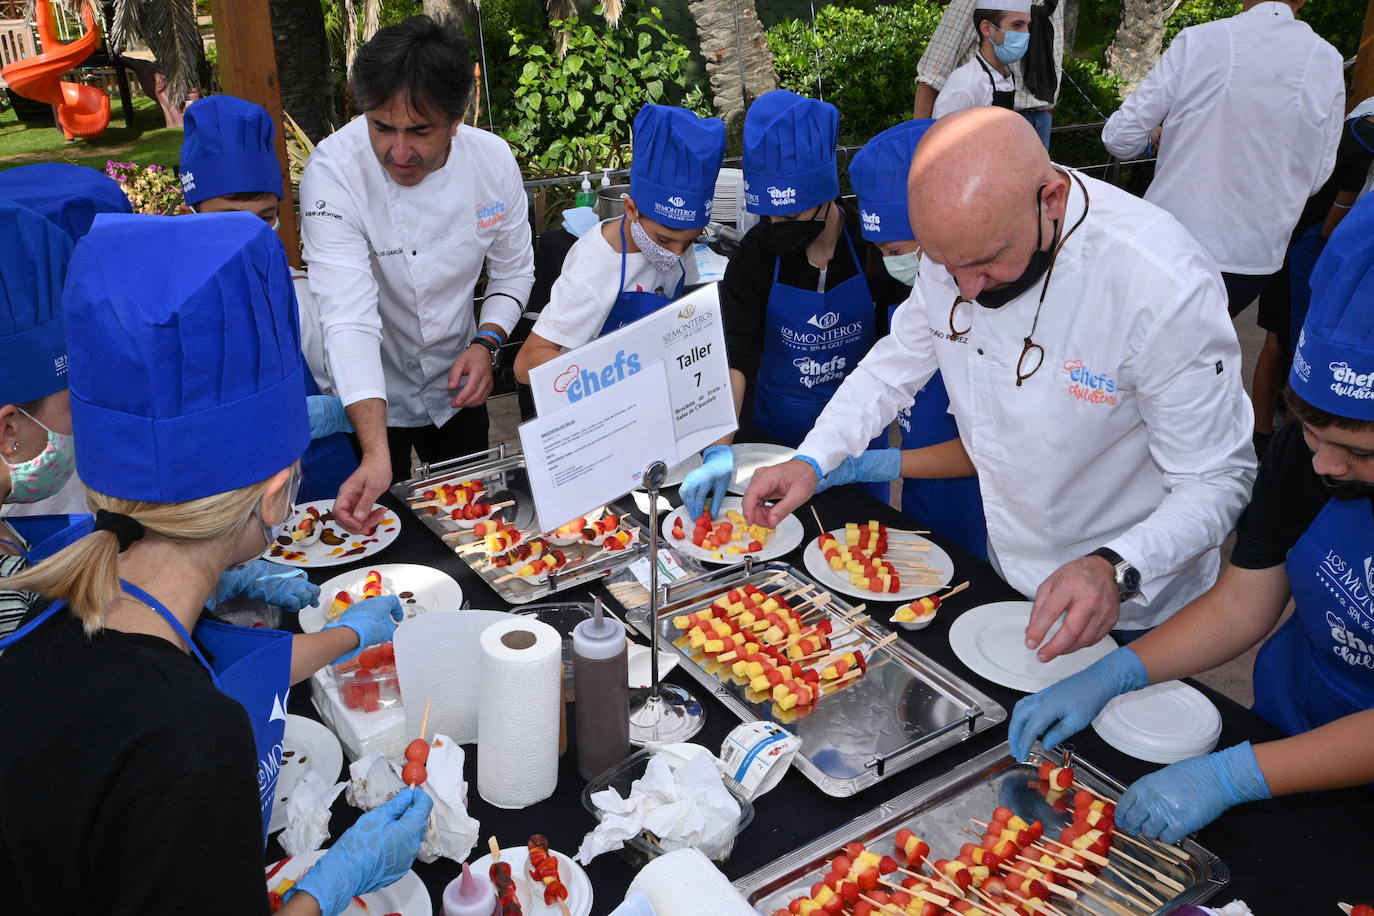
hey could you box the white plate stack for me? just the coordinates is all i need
[714,168,755,231]
[1092,680,1222,764]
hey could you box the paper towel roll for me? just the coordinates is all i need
[395,609,516,745]
[477,617,562,808]
[627,849,756,916]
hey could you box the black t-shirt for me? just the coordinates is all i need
[1294,117,1374,238]
[1230,421,1332,569]
[721,200,908,380]
[0,606,271,916]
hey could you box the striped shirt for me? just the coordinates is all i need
[1,525,32,638]
[916,0,1065,112]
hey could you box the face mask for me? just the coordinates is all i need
[3,408,76,504]
[1320,475,1374,501]
[992,25,1030,64]
[976,184,1057,309]
[251,465,302,552]
[630,218,682,274]
[270,217,281,232]
[768,203,831,258]
[883,251,923,287]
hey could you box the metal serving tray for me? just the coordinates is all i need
[625,560,1005,797]
[735,743,1228,914]
[391,445,649,604]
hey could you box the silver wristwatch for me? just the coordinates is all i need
[1088,547,1141,602]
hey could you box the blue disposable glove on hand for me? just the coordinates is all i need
[308,395,354,439]
[324,594,404,663]
[1007,646,1148,760]
[287,786,433,916]
[815,448,903,494]
[679,445,734,520]
[1116,742,1270,843]
[207,559,320,613]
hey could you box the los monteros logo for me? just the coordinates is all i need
[807,312,841,330]
[553,350,643,402]
[668,196,686,207]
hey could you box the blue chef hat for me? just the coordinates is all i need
[849,119,936,242]
[64,213,309,503]
[0,199,74,405]
[1290,195,1374,420]
[630,104,727,230]
[180,95,284,206]
[0,163,132,242]
[742,90,840,216]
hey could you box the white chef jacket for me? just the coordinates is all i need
[1101,2,1344,275]
[531,219,700,351]
[797,171,1257,629]
[932,55,1015,119]
[299,116,535,428]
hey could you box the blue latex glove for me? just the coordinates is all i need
[815,448,903,494]
[323,594,404,663]
[679,445,734,520]
[1007,646,1148,760]
[1117,742,1271,843]
[286,786,433,916]
[308,395,354,438]
[207,559,320,613]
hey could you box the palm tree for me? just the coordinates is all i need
[1106,0,1184,91]
[109,0,205,108]
[685,0,776,123]
[270,0,335,142]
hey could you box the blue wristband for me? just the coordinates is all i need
[795,454,824,481]
[475,329,505,347]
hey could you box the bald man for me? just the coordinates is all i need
[745,109,1256,662]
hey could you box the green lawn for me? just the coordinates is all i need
[0,95,182,172]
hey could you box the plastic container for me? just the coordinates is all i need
[582,747,755,864]
[572,605,631,780]
[1092,680,1222,764]
[442,863,498,916]
[330,642,401,713]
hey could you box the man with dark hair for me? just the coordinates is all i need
[300,15,535,532]
[932,0,1032,119]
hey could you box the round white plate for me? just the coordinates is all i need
[471,845,592,916]
[726,442,797,496]
[662,496,804,565]
[301,563,465,634]
[264,499,401,568]
[948,600,1118,693]
[267,714,345,835]
[801,527,954,602]
[265,848,430,915]
[1092,680,1222,763]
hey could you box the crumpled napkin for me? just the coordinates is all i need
[576,751,740,864]
[280,770,347,856]
[344,734,480,863]
[561,206,601,237]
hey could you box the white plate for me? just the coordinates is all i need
[948,600,1118,693]
[267,715,345,835]
[662,496,804,565]
[265,848,430,915]
[626,644,679,687]
[471,845,593,916]
[726,442,797,496]
[1092,680,1222,764]
[801,526,954,602]
[263,499,401,568]
[301,563,465,634]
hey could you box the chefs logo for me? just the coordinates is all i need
[553,350,643,402]
[653,196,698,223]
[860,209,881,233]
[476,200,507,229]
[1318,549,1374,670]
[767,186,797,208]
[1329,361,1374,401]
[180,170,196,193]
[794,355,847,389]
[783,316,863,348]
[1062,360,1118,406]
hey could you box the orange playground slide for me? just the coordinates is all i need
[1,1,110,140]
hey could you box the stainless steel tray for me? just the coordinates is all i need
[625,560,1005,797]
[391,445,649,604]
[735,743,1227,914]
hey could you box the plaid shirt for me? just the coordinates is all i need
[916,0,1065,111]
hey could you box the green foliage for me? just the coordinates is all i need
[766,3,943,143]
[1048,56,1124,168]
[497,6,707,176]
[1162,0,1240,47]
[1163,0,1361,56]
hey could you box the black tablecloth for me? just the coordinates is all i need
[273,486,1374,916]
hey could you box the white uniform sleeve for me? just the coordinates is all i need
[1102,33,1187,160]
[1308,46,1347,196]
[531,268,609,351]
[1103,271,1257,602]
[796,293,939,472]
[932,64,984,119]
[298,155,388,408]
[478,153,535,334]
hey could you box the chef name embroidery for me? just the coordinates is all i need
[1062,360,1118,406]
[1317,549,1374,670]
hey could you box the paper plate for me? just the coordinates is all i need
[263,499,401,568]
[948,600,1118,693]
[1092,680,1222,763]
[662,496,804,565]
[627,644,680,688]
[801,527,954,602]
[726,443,797,496]
[265,848,430,915]
[301,563,465,634]
[267,714,345,835]
[471,845,593,916]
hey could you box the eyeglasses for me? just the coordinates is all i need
[949,296,973,338]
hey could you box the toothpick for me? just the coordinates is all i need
[1001,866,1077,900]
[1002,886,1069,916]
[876,876,953,908]
[488,835,501,861]
[810,504,824,532]
[939,580,971,599]
[419,699,431,742]
[1072,882,1144,916]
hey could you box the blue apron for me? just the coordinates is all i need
[753,225,886,499]
[2,513,93,563]
[598,218,686,337]
[1252,496,1374,736]
[0,579,293,841]
[300,373,359,504]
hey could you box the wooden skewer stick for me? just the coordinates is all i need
[1001,865,1077,901]
[913,855,965,897]
[1001,886,1069,916]
[1018,850,1157,913]
[891,866,956,904]
[970,885,1018,916]
[1072,781,1189,863]
[1072,881,1145,916]
[1015,854,1091,883]
[802,630,895,667]
[1031,833,1110,868]
[419,699,432,742]
[1338,905,1353,915]
[1094,866,1166,911]
[938,580,972,600]
[810,504,824,532]
[1101,843,1187,893]
[858,894,909,916]
[876,876,953,907]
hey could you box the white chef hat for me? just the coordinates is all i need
[976,0,1033,12]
